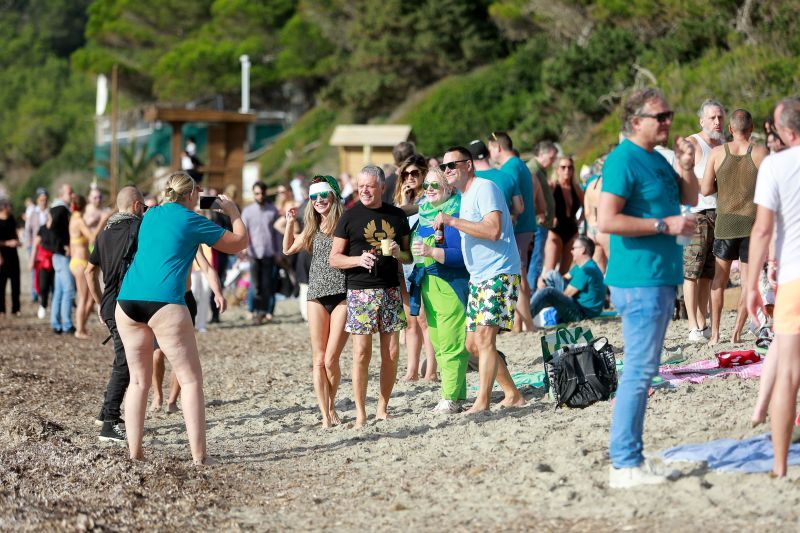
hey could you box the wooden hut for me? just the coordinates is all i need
[329,125,413,176]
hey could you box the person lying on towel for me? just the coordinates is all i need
[532,235,606,323]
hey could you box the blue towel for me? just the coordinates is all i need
[659,433,800,473]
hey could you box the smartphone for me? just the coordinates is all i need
[199,195,220,209]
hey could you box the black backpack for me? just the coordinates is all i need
[545,337,618,409]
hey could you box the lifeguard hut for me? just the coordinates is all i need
[144,106,256,191]
[329,125,413,176]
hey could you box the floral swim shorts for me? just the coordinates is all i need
[466,274,521,333]
[345,287,407,335]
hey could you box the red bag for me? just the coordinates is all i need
[716,350,760,368]
[35,246,54,271]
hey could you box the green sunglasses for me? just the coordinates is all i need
[309,191,331,201]
[422,181,441,190]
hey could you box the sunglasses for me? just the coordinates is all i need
[559,165,574,170]
[422,181,441,190]
[438,159,470,171]
[637,111,674,123]
[309,191,331,202]
[401,169,421,179]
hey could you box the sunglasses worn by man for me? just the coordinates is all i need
[439,159,470,171]
[637,110,674,123]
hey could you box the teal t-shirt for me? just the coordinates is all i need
[568,259,605,318]
[601,138,683,288]
[118,202,226,304]
[500,156,537,234]
[475,168,520,213]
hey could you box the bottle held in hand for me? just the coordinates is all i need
[676,206,693,246]
[434,211,444,246]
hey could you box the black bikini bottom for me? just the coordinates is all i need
[314,293,346,315]
[118,300,168,324]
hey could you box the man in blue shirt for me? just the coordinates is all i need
[531,235,605,322]
[435,146,525,413]
[469,139,523,219]
[599,88,698,488]
[488,132,545,333]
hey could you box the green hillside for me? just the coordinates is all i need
[1,0,798,206]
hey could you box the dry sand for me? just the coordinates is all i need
[2,285,799,531]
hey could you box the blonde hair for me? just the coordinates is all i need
[161,171,196,204]
[425,166,454,196]
[300,195,344,252]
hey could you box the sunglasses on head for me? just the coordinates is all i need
[309,191,330,201]
[422,181,441,190]
[637,110,674,123]
[401,169,421,179]
[438,159,469,171]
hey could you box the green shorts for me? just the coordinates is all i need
[466,273,521,333]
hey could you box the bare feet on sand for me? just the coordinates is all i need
[376,411,393,421]
[403,374,419,382]
[353,416,367,429]
[422,374,438,383]
[707,335,720,347]
[166,403,179,414]
[74,331,90,340]
[149,399,162,413]
[499,394,526,408]
[465,403,490,414]
[329,408,341,426]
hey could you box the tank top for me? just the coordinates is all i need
[690,133,717,213]
[306,231,346,300]
[714,144,758,239]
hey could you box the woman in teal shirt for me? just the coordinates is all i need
[116,172,248,466]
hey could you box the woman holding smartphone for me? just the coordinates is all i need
[115,172,247,465]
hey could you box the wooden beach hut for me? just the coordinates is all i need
[329,125,413,176]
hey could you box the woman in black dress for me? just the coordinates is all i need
[0,198,21,316]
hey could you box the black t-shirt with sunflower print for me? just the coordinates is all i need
[334,202,410,290]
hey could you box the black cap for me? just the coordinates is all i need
[468,139,489,160]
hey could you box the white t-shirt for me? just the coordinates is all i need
[459,177,520,283]
[753,146,800,285]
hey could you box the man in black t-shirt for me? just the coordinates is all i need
[331,165,411,428]
[85,186,146,443]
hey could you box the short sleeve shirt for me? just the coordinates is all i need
[754,146,800,285]
[568,259,606,318]
[118,203,225,304]
[459,178,521,282]
[500,156,537,234]
[89,218,140,322]
[333,202,410,290]
[602,139,683,288]
[475,168,520,214]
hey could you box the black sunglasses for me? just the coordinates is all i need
[401,169,421,179]
[439,159,470,171]
[637,111,674,123]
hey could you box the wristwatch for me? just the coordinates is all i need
[654,219,667,234]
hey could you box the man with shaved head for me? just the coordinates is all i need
[700,109,768,346]
[85,185,147,443]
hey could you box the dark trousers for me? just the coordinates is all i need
[251,256,276,315]
[98,318,130,423]
[37,267,54,309]
[0,252,20,314]
[210,253,229,321]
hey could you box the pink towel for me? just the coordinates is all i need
[659,358,762,385]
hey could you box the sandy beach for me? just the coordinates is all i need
[1,286,798,531]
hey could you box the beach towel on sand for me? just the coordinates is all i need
[660,433,800,473]
[658,358,762,385]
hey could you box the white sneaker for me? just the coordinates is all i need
[687,329,706,343]
[608,460,678,489]
[432,400,461,414]
[37,306,46,319]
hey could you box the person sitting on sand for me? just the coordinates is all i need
[409,167,471,414]
[531,235,605,324]
[115,172,247,465]
[330,165,412,428]
[282,175,349,428]
[434,146,525,413]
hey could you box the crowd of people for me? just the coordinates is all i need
[1,90,799,485]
